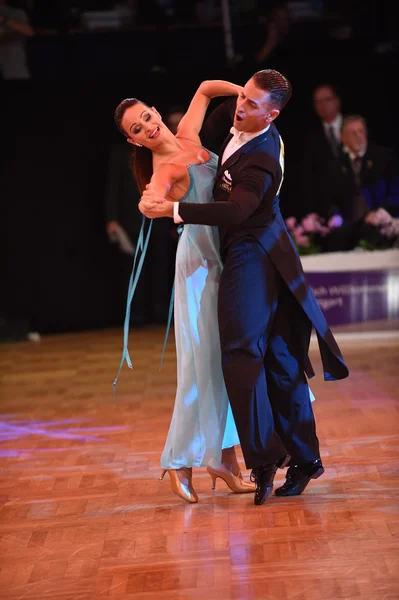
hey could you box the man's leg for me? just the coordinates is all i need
[265,283,324,495]
[265,282,320,462]
[218,241,284,469]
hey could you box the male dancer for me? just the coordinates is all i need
[139,70,349,505]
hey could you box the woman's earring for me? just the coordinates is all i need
[134,143,143,147]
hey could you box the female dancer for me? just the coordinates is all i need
[114,81,257,503]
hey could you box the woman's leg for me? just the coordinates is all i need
[221,445,240,475]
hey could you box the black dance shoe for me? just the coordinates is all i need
[274,459,324,497]
[250,455,290,505]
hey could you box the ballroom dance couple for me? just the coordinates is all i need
[114,68,349,506]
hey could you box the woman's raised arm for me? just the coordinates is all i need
[176,80,242,144]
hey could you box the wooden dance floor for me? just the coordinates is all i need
[0,327,398,600]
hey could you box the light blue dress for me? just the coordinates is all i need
[161,151,240,469]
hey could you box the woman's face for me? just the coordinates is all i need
[122,103,163,147]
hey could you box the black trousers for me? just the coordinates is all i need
[218,239,320,469]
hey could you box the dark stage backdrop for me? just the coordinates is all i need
[1,34,397,334]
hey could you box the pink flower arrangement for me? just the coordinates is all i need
[285,213,342,255]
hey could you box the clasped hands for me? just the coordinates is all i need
[138,187,174,219]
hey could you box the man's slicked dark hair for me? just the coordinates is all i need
[252,69,292,109]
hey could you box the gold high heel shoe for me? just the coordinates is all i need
[159,467,198,503]
[207,462,256,493]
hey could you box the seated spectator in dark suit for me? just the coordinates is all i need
[323,115,399,221]
[320,115,399,251]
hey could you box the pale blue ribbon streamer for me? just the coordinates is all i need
[158,224,184,371]
[113,215,153,392]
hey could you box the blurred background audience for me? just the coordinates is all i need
[317,114,399,251]
[322,115,399,223]
[0,0,34,79]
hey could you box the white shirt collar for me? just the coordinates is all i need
[344,145,367,160]
[229,124,270,144]
[323,113,343,137]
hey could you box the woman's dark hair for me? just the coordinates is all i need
[252,69,292,109]
[113,97,153,195]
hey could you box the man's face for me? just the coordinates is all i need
[341,120,367,154]
[313,86,341,123]
[234,78,279,133]
[121,102,163,148]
